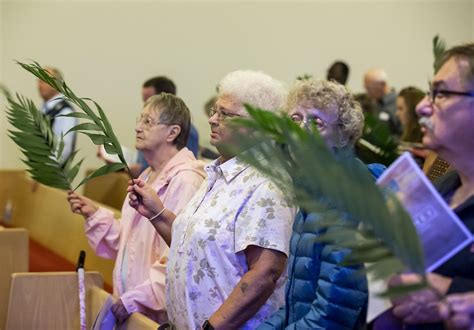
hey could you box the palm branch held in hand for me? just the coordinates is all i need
[230,105,429,298]
[6,61,130,190]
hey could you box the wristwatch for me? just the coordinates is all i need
[201,320,215,330]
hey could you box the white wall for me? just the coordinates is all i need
[1,0,473,177]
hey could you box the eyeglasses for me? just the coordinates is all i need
[291,114,318,127]
[290,113,339,128]
[426,86,474,104]
[209,106,242,121]
[136,114,165,129]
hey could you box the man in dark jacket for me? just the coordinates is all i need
[386,43,474,329]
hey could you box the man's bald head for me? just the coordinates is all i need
[364,68,390,100]
[38,66,63,102]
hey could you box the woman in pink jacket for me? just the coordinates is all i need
[67,93,206,324]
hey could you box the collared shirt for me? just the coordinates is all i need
[42,94,78,163]
[85,148,206,323]
[167,156,295,330]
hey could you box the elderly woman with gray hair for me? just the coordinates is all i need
[258,79,382,330]
[128,70,296,329]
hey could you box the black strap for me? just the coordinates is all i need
[45,99,71,125]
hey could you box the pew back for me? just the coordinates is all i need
[5,271,103,329]
[0,228,28,330]
[0,170,115,287]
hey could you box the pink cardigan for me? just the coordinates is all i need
[84,148,206,322]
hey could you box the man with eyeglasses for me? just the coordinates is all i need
[128,70,295,329]
[379,43,474,330]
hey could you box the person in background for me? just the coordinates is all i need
[364,68,401,137]
[68,93,205,324]
[128,70,295,329]
[258,79,372,329]
[327,60,350,85]
[38,66,77,164]
[395,86,426,164]
[396,86,424,144]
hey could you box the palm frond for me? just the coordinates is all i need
[433,35,447,73]
[16,61,130,174]
[296,73,313,81]
[0,83,12,99]
[6,93,81,190]
[230,105,427,298]
[357,113,398,166]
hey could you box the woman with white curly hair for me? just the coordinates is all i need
[128,70,296,329]
[259,79,383,330]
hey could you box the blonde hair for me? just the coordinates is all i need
[286,79,364,147]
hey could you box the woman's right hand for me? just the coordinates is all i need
[127,179,164,220]
[67,191,99,219]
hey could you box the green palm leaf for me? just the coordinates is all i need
[5,93,80,190]
[230,105,427,298]
[16,61,131,177]
[6,60,132,191]
[433,35,447,73]
[0,83,12,99]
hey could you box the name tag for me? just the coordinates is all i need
[378,112,390,121]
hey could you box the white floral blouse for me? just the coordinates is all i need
[166,156,295,330]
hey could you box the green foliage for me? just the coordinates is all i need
[296,73,313,81]
[17,61,130,170]
[0,83,12,99]
[6,93,83,190]
[433,35,447,74]
[230,105,427,297]
[5,61,129,190]
[356,113,399,166]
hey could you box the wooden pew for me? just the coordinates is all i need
[83,170,130,210]
[0,170,116,288]
[5,271,103,329]
[0,228,28,330]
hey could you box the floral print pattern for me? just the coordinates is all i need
[167,157,295,329]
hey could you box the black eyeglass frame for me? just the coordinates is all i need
[426,88,474,103]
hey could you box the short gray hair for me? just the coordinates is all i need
[286,79,364,147]
[217,70,286,112]
[438,43,474,88]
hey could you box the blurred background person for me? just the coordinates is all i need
[327,60,350,85]
[364,68,401,138]
[396,86,424,144]
[395,86,426,164]
[38,66,77,164]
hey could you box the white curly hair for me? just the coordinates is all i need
[217,70,286,113]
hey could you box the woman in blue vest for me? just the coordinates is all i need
[258,79,384,329]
